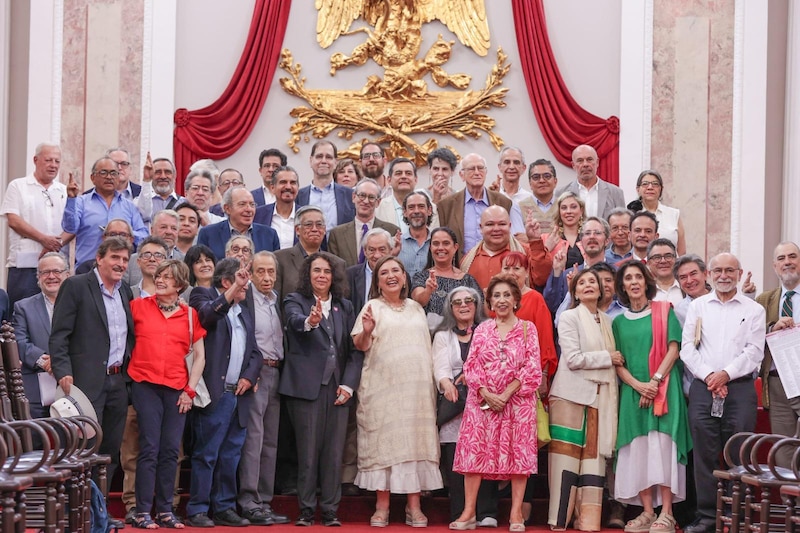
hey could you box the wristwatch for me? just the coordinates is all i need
[652,373,664,383]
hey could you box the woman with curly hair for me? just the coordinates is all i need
[542,191,586,268]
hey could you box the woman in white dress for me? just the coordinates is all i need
[352,256,443,528]
[630,170,686,255]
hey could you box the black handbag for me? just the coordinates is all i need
[436,372,468,427]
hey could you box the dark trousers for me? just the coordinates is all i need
[93,372,129,487]
[7,267,39,306]
[285,382,349,514]
[187,391,246,516]
[131,381,186,515]
[688,378,757,520]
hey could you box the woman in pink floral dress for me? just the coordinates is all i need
[451,274,542,532]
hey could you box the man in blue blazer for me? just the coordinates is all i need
[295,140,355,230]
[197,187,280,261]
[186,258,262,528]
[13,252,70,418]
[251,148,287,207]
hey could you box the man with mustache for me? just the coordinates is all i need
[359,141,391,198]
[50,237,135,527]
[135,154,183,225]
[296,140,355,231]
[62,156,148,266]
[253,166,301,250]
[680,253,765,533]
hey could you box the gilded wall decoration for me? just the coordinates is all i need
[279,0,509,165]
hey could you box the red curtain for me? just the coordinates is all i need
[172,0,291,194]
[512,0,620,185]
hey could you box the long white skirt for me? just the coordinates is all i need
[614,431,686,507]
[355,460,443,494]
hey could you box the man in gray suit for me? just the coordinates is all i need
[13,252,70,418]
[327,179,399,267]
[557,144,625,220]
[124,209,184,285]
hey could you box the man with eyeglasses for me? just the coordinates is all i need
[106,147,141,200]
[296,140,355,231]
[680,253,765,533]
[328,179,399,267]
[184,169,225,226]
[135,153,184,225]
[75,219,136,274]
[2,142,71,304]
[557,144,625,220]
[437,153,520,254]
[543,216,610,312]
[210,168,245,217]
[13,252,70,419]
[517,158,559,235]
[605,208,634,264]
[375,157,440,234]
[124,210,184,286]
[359,141,391,198]
[253,166,301,250]
[647,238,683,306]
[252,148,288,207]
[198,187,280,262]
[62,156,148,266]
[274,206,346,298]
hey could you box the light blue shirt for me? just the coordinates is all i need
[463,188,525,253]
[364,263,374,299]
[225,301,246,385]
[310,182,338,231]
[62,191,148,264]
[397,230,430,279]
[93,269,127,369]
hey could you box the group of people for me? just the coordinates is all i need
[1,138,795,533]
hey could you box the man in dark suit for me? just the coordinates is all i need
[345,228,398,314]
[210,169,244,217]
[186,258,262,528]
[14,252,69,418]
[50,237,135,487]
[197,187,280,261]
[251,148,287,207]
[107,148,141,200]
[253,166,300,250]
[236,252,290,525]
[757,241,800,465]
[279,252,363,526]
[555,144,626,221]
[437,153,514,255]
[328,178,399,267]
[274,206,346,298]
[295,140,355,230]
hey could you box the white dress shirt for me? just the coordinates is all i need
[577,180,599,218]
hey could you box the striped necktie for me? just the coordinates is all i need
[782,290,795,317]
[358,223,369,263]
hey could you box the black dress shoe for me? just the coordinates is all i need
[321,511,341,527]
[186,513,215,528]
[109,518,125,530]
[124,507,137,525]
[241,507,274,525]
[264,508,290,525]
[683,518,715,533]
[213,508,251,527]
[341,483,361,497]
[295,509,315,527]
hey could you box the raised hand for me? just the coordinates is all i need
[425,270,437,293]
[142,151,153,182]
[488,175,502,192]
[361,304,375,335]
[308,296,323,327]
[66,172,79,198]
[525,212,542,241]
[552,249,567,276]
[742,271,756,295]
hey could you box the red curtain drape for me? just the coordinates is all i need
[172,0,291,194]
[512,0,620,185]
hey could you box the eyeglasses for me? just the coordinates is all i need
[610,225,630,233]
[139,251,166,261]
[355,192,379,202]
[530,173,553,182]
[451,297,477,307]
[41,190,54,207]
[38,268,67,277]
[219,180,243,187]
[229,246,252,255]
[187,185,211,193]
[649,253,676,263]
[361,152,382,160]
[639,180,661,188]
[463,166,487,174]
[300,221,326,229]
[104,231,131,238]
[94,170,119,178]
[114,161,131,168]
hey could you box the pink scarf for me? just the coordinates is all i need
[649,301,671,416]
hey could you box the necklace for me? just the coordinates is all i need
[157,299,181,312]
[630,301,650,313]
[381,297,406,312]
[454,325,473,336]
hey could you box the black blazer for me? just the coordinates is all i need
[49,272,135,403]
[278,292,363,401]
[190,286,262,426]
[345,263,368,314]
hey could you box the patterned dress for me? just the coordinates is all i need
[453,319,542,479]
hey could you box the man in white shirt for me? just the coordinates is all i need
[1,142,70,304]
[647,238,683,306]
[359,141,390,198]
[557,144,625,220]
[680,252,765,533]
[494,146,534,204]
[630,211,659,262]
[255,166,300,250]
[252,148,287,207]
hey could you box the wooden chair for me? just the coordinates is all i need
[0,422,33,533]
[714,431,760,533]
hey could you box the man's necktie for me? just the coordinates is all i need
[782,290,795,317]
[358,223,369,263]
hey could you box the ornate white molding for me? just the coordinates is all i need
[140,0,153,170]
[51,0,63,144]
[730,0,744,255]
[784,1,800,243]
